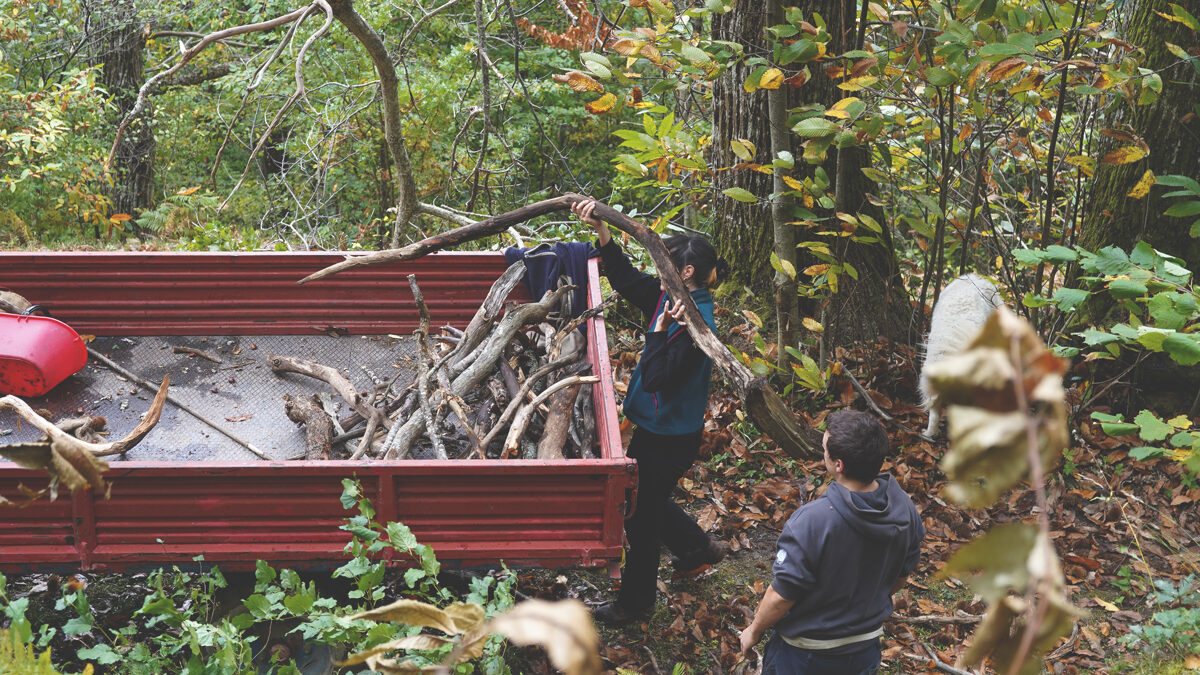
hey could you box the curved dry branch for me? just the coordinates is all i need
[106,6,310,170]
[0,376,170,458]
[296,0,335,110]
[298,193,819,459]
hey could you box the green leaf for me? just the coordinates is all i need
[244,594,273,619]
[1164,332,1200,365]
[791,117,840,138]
[1091,412,1125,423]
[680,44,712,66]
[63,616,93,636]
[924,67,958,86]
[1107,278,1148,299]
[1164,200,1200,217]
[284,593,314,615]
[78,644,121,665]
[1147,292,1190,330]
[1129,446,1166,460]
[1135,410,1172,442]
[1043,245,1078,263]
[404,567,427,588]
[1080,329,1120,346]
[1093,246,1133,275]
[1101,422,1141,437]
[981,42,1029,57]
[722,187,758,202]
[1156,174,1200,195]
[1052,287,1090,312]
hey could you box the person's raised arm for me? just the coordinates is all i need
[572,197,661,318]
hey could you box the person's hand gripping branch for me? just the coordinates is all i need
[571,197,610,247]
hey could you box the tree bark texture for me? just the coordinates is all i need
[301,194,820,460]
[88,1,155,218]
[710,3,775,296]
[767,0,800,363]
[1082,0,1200,273]
[801,0,908,348]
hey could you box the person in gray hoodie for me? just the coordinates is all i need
[739,410,924,674]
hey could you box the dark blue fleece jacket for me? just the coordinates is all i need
[771,474,925,649]
[595,239,716,436]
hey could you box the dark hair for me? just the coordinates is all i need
[664,234,730,288]
[825,410,888,483]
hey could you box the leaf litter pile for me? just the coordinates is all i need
[511,334,1200,674]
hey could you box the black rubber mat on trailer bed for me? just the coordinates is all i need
[0,334,419,461]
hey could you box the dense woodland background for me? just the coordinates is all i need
[4,0,1200,673]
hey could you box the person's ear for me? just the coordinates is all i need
[681,264,695,281]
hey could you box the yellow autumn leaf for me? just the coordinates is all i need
[742,309,763,328]
[825,96,862,119]
[1101,145,1149,165]
[1126,169,1156,199]
[802,317,824,333]
[956,123,973,144]
[760,68,784,90]
[1093,597,1119,612]
[109,213,132,222]
[585,93,617,114]
[782,175,805,192]
[552,71,605,93]
[730,138,756,161]
[1010,69,1043,94]
[987,57,1027,83]
[176,186,201,196]
[611,38,643,56]
[867,2,888,20]
[803,264,829,276]
[838,76,877,91]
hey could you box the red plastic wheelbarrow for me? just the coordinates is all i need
[0,310,88,397]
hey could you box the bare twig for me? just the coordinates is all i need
[173,346,223,364]
[107,6,310,169]
[501,375,597,458]
[408,274,447,460]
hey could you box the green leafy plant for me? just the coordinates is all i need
[1121,575,1200,658]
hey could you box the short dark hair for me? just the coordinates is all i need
[825,410,888,482]
[664,234,730,288]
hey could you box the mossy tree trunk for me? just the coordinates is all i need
[797,0,908,348]
[1082,0,1200,273]
[710,3,775,297]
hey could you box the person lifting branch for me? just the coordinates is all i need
[572,197,731,625]
[740,410,925,674]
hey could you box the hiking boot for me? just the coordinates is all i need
[592,601,652,626]
[671,539,729,578]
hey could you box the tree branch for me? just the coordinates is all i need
[299,194,819,459]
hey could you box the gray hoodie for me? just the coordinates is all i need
[771,474,924,647]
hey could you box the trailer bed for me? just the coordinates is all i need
[0,251,634,573]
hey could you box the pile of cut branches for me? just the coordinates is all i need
[270,261,603,461]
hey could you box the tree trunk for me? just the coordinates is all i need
[88,2,155,222]
[329,0,419,248]
[802,0,908,348]
[1082,0,1200,273]
[767,0,800,364]
[710,3,774,296]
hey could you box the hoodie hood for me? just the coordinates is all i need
[826,474,913,540]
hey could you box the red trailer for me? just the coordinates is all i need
[0,251,634,574]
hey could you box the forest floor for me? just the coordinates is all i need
[512,338,1200,675]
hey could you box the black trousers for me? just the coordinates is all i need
[617,426,711,609]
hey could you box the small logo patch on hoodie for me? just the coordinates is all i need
[775,549,787,565]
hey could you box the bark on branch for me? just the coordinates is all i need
[299,193,819,459]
